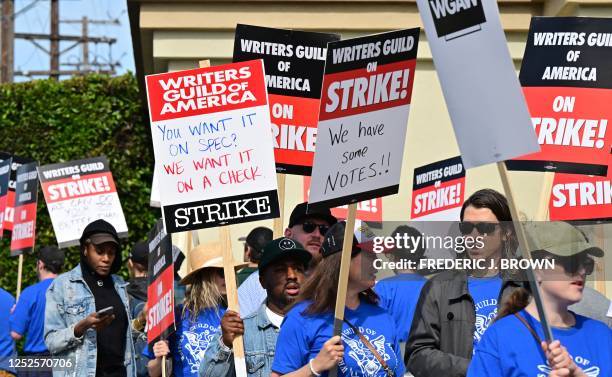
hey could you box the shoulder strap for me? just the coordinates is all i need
[514,312,543,344]
[343,319,395,377]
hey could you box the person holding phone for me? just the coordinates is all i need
[44,220,136,377]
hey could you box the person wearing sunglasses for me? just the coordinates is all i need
[468,221,611,377]
[237,202,337,317]
[406,189,524,377]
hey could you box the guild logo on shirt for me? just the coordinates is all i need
[179,323,218,374]
[537,355,600,377]
[428,0,487,41]
[473,299,497,344]
[279,238,297,250]
[341,328,393,376]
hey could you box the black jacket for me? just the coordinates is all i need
[405,270,523,377]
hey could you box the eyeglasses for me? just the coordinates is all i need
[554,256,595,276]
[459,222,500,235]
[301,222,330,235]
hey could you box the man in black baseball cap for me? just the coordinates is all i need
[285,202,337,264]
[202,238,311,377]
[237,227,273,286]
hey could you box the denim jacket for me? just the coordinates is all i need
[200,303,278,377]
[44,265,136,377]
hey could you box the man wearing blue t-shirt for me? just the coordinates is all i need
[0,286,15,377]
[10,246,64,377]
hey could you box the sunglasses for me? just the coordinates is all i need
[459,222,500,235]
[301,222,330,235]
[553,256,595,276]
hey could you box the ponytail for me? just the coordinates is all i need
[495,287,531,321]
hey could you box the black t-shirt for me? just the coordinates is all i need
[81,262,128,377]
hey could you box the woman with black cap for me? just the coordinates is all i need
[44,219,136,377]
[271,221,404,377]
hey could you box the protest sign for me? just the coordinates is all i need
[415,0,539,168]
[303,176,382,221]
[549,171,611,222]
[145,60,279,233]
[38,156,128,248]
[10,162,39,256]
[411,156,465,220]
[508,17,612,176]
[0,158,12,238]
[0,153,34,235]
[146,219,175,349]
[233,24,340,175]
[308,28,419,210]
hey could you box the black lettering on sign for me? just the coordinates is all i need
[428,0,487,40]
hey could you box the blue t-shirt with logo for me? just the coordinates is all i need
[468,310,612,377]
[375,273,427,344]
[143,305,225,377]
[467,275,502,351]
[9,278,53,353]
[272,300,404,377]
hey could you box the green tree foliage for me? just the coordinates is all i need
[0,74,158,294]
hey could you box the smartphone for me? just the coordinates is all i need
[96,306,114,318]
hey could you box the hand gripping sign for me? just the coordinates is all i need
[145,60,280,233]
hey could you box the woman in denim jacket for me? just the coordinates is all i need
[44,220,136,377]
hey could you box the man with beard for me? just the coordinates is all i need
[237,203,337,316]
[200,237,311,377]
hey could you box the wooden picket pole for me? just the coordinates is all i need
[497,162,553,342]
[220,225,248,377]
[16,254,23,300]
[273,173,286,238]
[328,203,357,377]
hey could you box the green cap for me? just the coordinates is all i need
[258,237,312,272]
[524,222,603,258]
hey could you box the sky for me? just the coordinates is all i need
[13,0,135,81]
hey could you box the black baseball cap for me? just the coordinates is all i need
[288,202,338,228]
[258,237,312,272]
[320,221,362,258]
[79,219,120,247]
[38,246,65,270]
[129,242,149,266]
[245,227,273,253]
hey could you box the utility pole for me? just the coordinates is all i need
[81,16,88,71]
[50,0,59,80]
[1,0,14,83]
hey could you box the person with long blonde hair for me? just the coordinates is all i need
[145,243,246,377]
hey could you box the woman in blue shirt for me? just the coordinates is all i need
[272,221,404,377]
[468,222,612,377]
[146,242,246,377]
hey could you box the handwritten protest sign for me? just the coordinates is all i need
[10,162,38,256]
[303,176,382,221]
[416,0,539,168]
[0,158,11,238]
[0,153,34,235]
[145,60,279,233]
[146,219,175,349]
[411,156,465,220]
[38,156,128,248]
[233,24,340,175]
[507,17,612,176]
[308,29,419,210]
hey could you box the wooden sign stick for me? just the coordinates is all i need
[220,225,248,377]
[273,173,286,238]
[497,162,553,342]
[16,254,24,300]
[328,203,357,377]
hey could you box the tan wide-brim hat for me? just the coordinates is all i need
[180,242,248,286]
